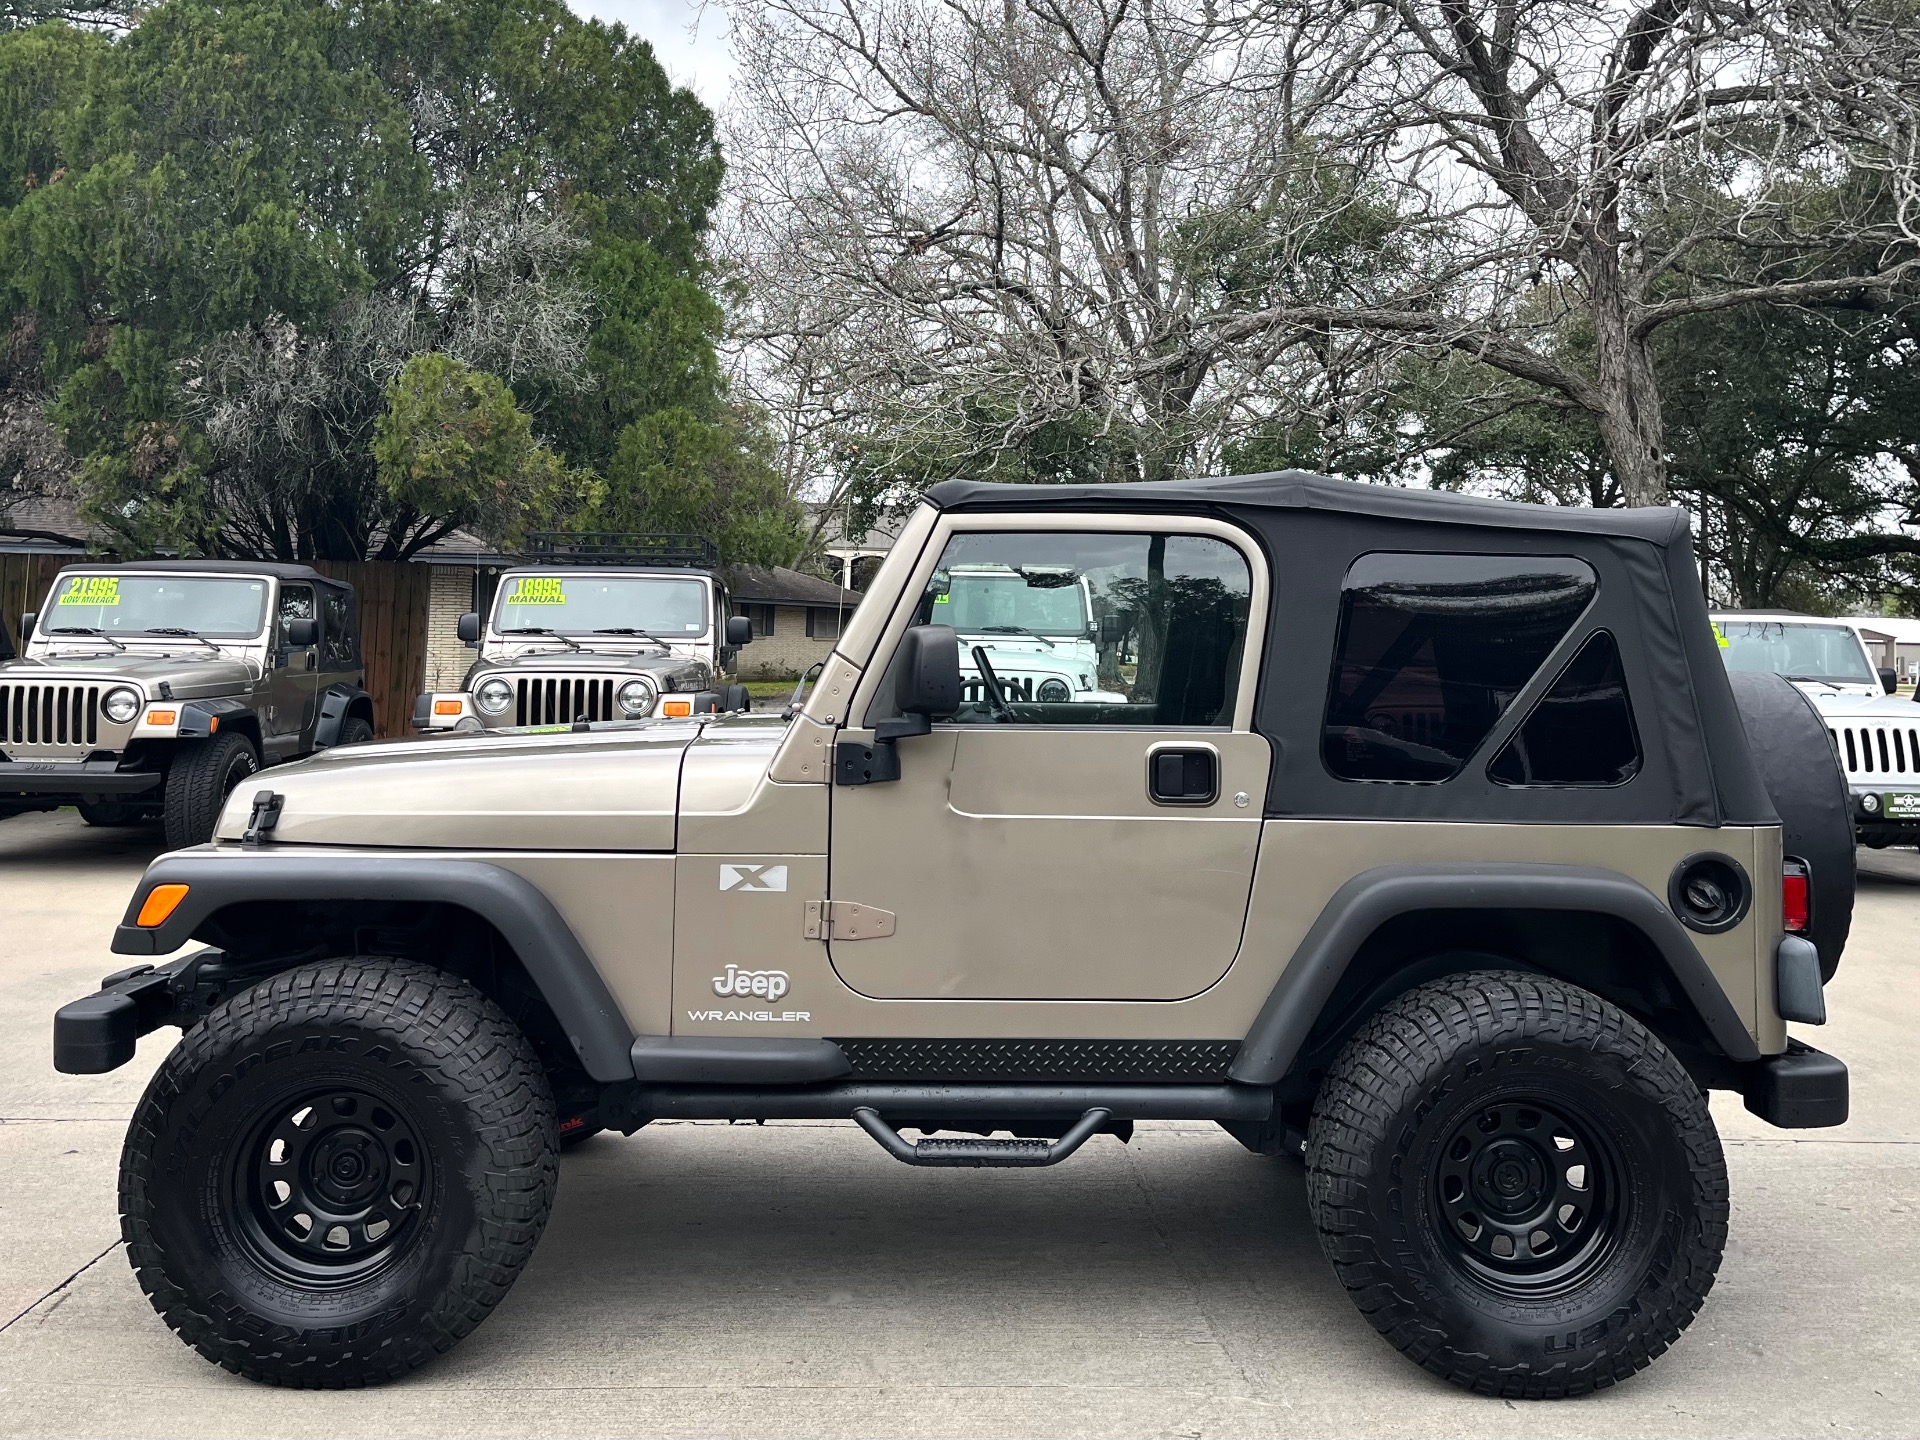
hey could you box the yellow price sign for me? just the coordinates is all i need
[59,576,121,607]
[508,577,566,605]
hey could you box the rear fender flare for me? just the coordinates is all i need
[1228,862,1761,1084]
[110,855,636,1080]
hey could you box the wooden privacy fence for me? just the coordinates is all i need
[1,553,431,740]
[311,560,431,739]
[0,554,66,655]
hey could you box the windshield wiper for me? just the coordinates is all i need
[500,626,583,652]
[977,624,1056,648]
[591,627,668,647]
[137,627,222,652]
[48,626,126,651]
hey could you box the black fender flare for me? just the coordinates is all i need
[109,854,637,1081]
[313,684,375,747]
[1228,862,1761,1085]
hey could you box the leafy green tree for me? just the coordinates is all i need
[373,353,595,549]
[598,406,801,568]
[0,0,798,565]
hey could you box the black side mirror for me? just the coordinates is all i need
[1881,667,1899,694]
[892,624,961,723]
[835,625,960,786]
[457,611,480,645]
[726,614,754,647]
[285,617,319,648]
[1098,613,1124,645]
[19,611,35,643]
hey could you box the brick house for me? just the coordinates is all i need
[725,565,864,680]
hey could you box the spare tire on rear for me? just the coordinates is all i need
[1726,670,1853,979]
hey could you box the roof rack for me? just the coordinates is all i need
[522,532,719,568]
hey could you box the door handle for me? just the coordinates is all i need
[1148,746,1218,805]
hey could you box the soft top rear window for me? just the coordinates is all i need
[1323,552,1597,782]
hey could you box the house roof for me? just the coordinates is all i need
[724,564,862,608]
[0,487,104,553]
[1843,616,1920,645]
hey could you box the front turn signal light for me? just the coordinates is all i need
[433,699,464,716]
[143,709,178,727]
[662,699,693,717]
[136,883,190,928]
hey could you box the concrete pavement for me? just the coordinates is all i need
[1,807,1916,1437]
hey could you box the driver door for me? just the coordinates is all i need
[266,583,319,758]
[827,519,1271,1002]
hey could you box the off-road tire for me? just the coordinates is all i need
[162,731,260,849]
[1306,971,1727,1399]
[77,797,148,827]
[337,716,375,746]
[119,959,559,1387]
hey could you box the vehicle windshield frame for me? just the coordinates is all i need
[1713,618,1878,685]
[489,572,713,640]
[39,572,273,641]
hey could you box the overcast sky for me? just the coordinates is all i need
[570,0,735,105]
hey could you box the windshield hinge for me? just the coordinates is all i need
[803,900,897,941]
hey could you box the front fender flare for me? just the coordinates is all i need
[1228,862,1761,1084]
[313,685,374,747]
[110,852,636,1081]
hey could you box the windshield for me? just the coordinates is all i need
[1715,619,1876,685]
[493,574,709,637]
[936,571,1090,636]
[43,573,269,639]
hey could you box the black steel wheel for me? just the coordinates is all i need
[1430,1094,1623,1298]
[1307,971,1727,1399]
[121,959,557,1387]
[230,1085,432,1286]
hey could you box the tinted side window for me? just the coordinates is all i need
[277,584,315,639]
[1323,553,1596,781]
[1488,631,1640,786]
[911,530,1252,727]
[321,589,357,669]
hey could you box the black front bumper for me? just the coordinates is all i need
[1741,1040,1849,1128]
[0,759,163,798]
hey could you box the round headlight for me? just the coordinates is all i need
[474,677,514,715]
[1037,678,1072,702]
[617,678,658,717]
[102,687,142,724]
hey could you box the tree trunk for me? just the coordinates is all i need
[1589,276,1670,508]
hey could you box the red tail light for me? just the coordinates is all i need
[1782,861,1811,934]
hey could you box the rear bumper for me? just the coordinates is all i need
[0,759,163,798]
[1740,1040,1848,1128]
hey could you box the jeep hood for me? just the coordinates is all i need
[1809,691,1920,720]
[473,648,703,675]
[4,650,257,698]
[212,720,703,849]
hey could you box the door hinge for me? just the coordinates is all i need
[804,900,897,941]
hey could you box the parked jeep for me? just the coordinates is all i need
[1713,610,1920,845]
[3,561,373,846]
[937,560,1127,706]
[414,533,754,732]
[57,475,1852,1398]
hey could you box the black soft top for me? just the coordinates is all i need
[55,559,345,588]
[927,471,1691,546]
[927,468,1771,830]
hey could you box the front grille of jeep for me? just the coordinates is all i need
[514,676,617,726]
[1829,723,1920,778]
[1,683,100,752]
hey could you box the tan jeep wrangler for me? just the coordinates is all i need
[55,474,1852,1398]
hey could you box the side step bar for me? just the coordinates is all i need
[853,1106,1112,1168]
[602,1081,1272,1126]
